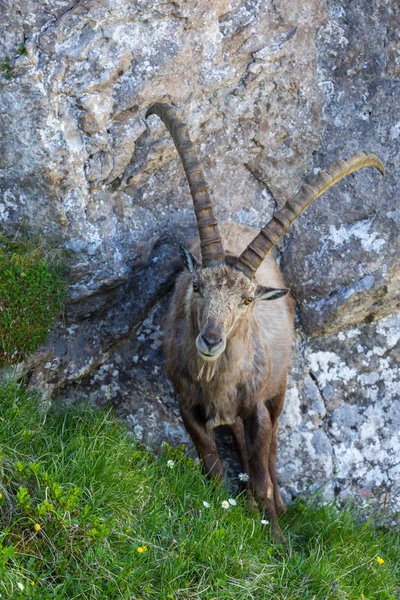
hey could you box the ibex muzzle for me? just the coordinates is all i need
[146,102,384,542]
[197,320,224,359]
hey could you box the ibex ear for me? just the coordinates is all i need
[255,286,290,301]
[179,243,200,277]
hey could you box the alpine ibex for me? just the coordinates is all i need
[146,102,384,541]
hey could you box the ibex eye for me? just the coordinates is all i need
[193,283,199,292]
[244,298,253,305]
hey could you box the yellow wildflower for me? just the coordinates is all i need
[137,546,148,553]
[34,523,41,532]
[21,272,27,278]
[0,493,3,499]
[30,581,35,586]
[377,556,384,565]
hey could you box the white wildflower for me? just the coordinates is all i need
[261,519,269,525]
[167,460,175,469]
[221,500,230,509]
[203,500,211,508]
[238,472,249,482]
[17,583,24,591]
[228,498,237,506]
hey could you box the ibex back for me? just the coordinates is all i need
[146,102,384,542]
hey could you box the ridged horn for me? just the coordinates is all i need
[146,102,225,267]
[235,151,385,279]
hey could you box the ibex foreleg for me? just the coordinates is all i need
[180,405,223,480]
[230,417,250,475]
[265,389,287,515]
[268,421,286,515]
[246,403,285,542]
[229,417,258,510]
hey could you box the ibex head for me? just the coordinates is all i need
[179,244,288,361]
[146,102,384,361]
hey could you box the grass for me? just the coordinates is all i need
[0,379,398,599]
[0,232,65,367]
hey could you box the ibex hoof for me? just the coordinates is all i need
[276,499,286,515]
[245,491,259,514]
[272,527,288,546]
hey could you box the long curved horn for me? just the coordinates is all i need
[146,102,225,267]
[235,152,385,279]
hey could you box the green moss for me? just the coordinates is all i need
[0,56,12,80]
[16,43,28,56]
[0,234,65,367]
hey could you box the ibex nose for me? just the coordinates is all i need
[201,321,223,350]
[201,333,222,350]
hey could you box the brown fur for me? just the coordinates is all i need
[164,223,295,541]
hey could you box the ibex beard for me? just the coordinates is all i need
[146,101,384,543]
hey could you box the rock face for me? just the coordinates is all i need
[1,0,399,514]
[282,0,400,337]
